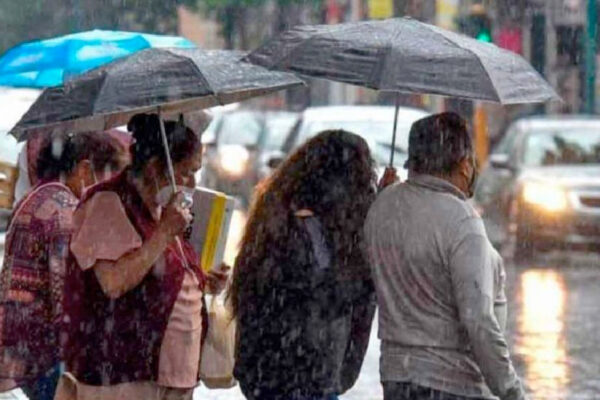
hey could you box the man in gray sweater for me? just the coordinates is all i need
[365,112,526,400]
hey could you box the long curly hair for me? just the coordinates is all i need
[229,130,377,318]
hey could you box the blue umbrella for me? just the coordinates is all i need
[0,30,195,88]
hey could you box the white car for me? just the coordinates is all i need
[201,110,299,207]
[272,105,429,179]
[0,87,40,232]
[0,87,38,162]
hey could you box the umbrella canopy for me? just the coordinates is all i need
[0,30,195,88]
[246,17,559,104]
[10,48,304,140]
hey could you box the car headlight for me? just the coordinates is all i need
[522,181,568,212]
[218,145,250,178]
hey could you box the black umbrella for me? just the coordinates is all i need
[246,17,560,165]
[11,48,303,140]
[10,48,304,192]
[10,48,304,266]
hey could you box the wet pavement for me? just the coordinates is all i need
[1,215,599,400]
[504,252,600,400]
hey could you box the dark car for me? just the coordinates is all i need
[474,116,600,258]
[201,110,298,206]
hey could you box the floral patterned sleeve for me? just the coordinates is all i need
[0,183,78,385]
[48,230,72,324]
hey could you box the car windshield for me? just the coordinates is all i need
[218,113,262,147]
[264,115,298,151]
[523,129,600,166]
[300,119,414,166]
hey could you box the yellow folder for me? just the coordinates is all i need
[187,187,235,272]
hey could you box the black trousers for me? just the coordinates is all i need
[383,381,488,400]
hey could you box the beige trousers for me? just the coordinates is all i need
[54,373,194,400]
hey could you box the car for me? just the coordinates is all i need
[0,87,40,232]
[0,136,22,223]
[201,110,299,206]
[271,105,430,179]
[474,115,600,258]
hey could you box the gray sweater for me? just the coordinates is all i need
[365,174,526,400]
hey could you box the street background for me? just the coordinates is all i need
[196,215,600,400]
[1,1,600,400]
[1,1,599,117]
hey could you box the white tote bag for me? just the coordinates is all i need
[199,294,237,389]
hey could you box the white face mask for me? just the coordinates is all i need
[155,185,194,208]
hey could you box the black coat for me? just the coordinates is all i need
[234,215,376,400]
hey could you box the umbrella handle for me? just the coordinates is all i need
[389,92,400,167]
[157,107,178,193]
[157,107,194,273]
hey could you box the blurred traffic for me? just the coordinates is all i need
[201,109,299,207]
[0,1,599,400]
[475,115,600,258]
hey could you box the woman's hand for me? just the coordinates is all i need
[159,191,192,238]
[207,263,231,294]
[378,167,400,192]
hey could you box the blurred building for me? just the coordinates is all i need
[447,0,599,147]
[179,0,598,116]
[177,6,224,49]
[489,0,599,115]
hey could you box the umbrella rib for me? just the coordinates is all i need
[424,25,501,103]
[163,48,220,102]
[268,28,334,72]
[248,26,309,70]
[453,45,502,103]
[90,73,108,127]
[377,19,407,89]
[264,22,367,73]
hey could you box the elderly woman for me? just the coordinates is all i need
[13,129,131,205]
[0,131,126,400]
[62,112,227,400]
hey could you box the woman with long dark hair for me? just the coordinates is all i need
[230,130,377,400]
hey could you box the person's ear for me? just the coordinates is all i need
[76,159,96,187]
[143,157,161,180]
[144,157,170,188]
[458,157,472,178]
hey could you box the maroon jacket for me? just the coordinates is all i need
[63,170,207,385]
